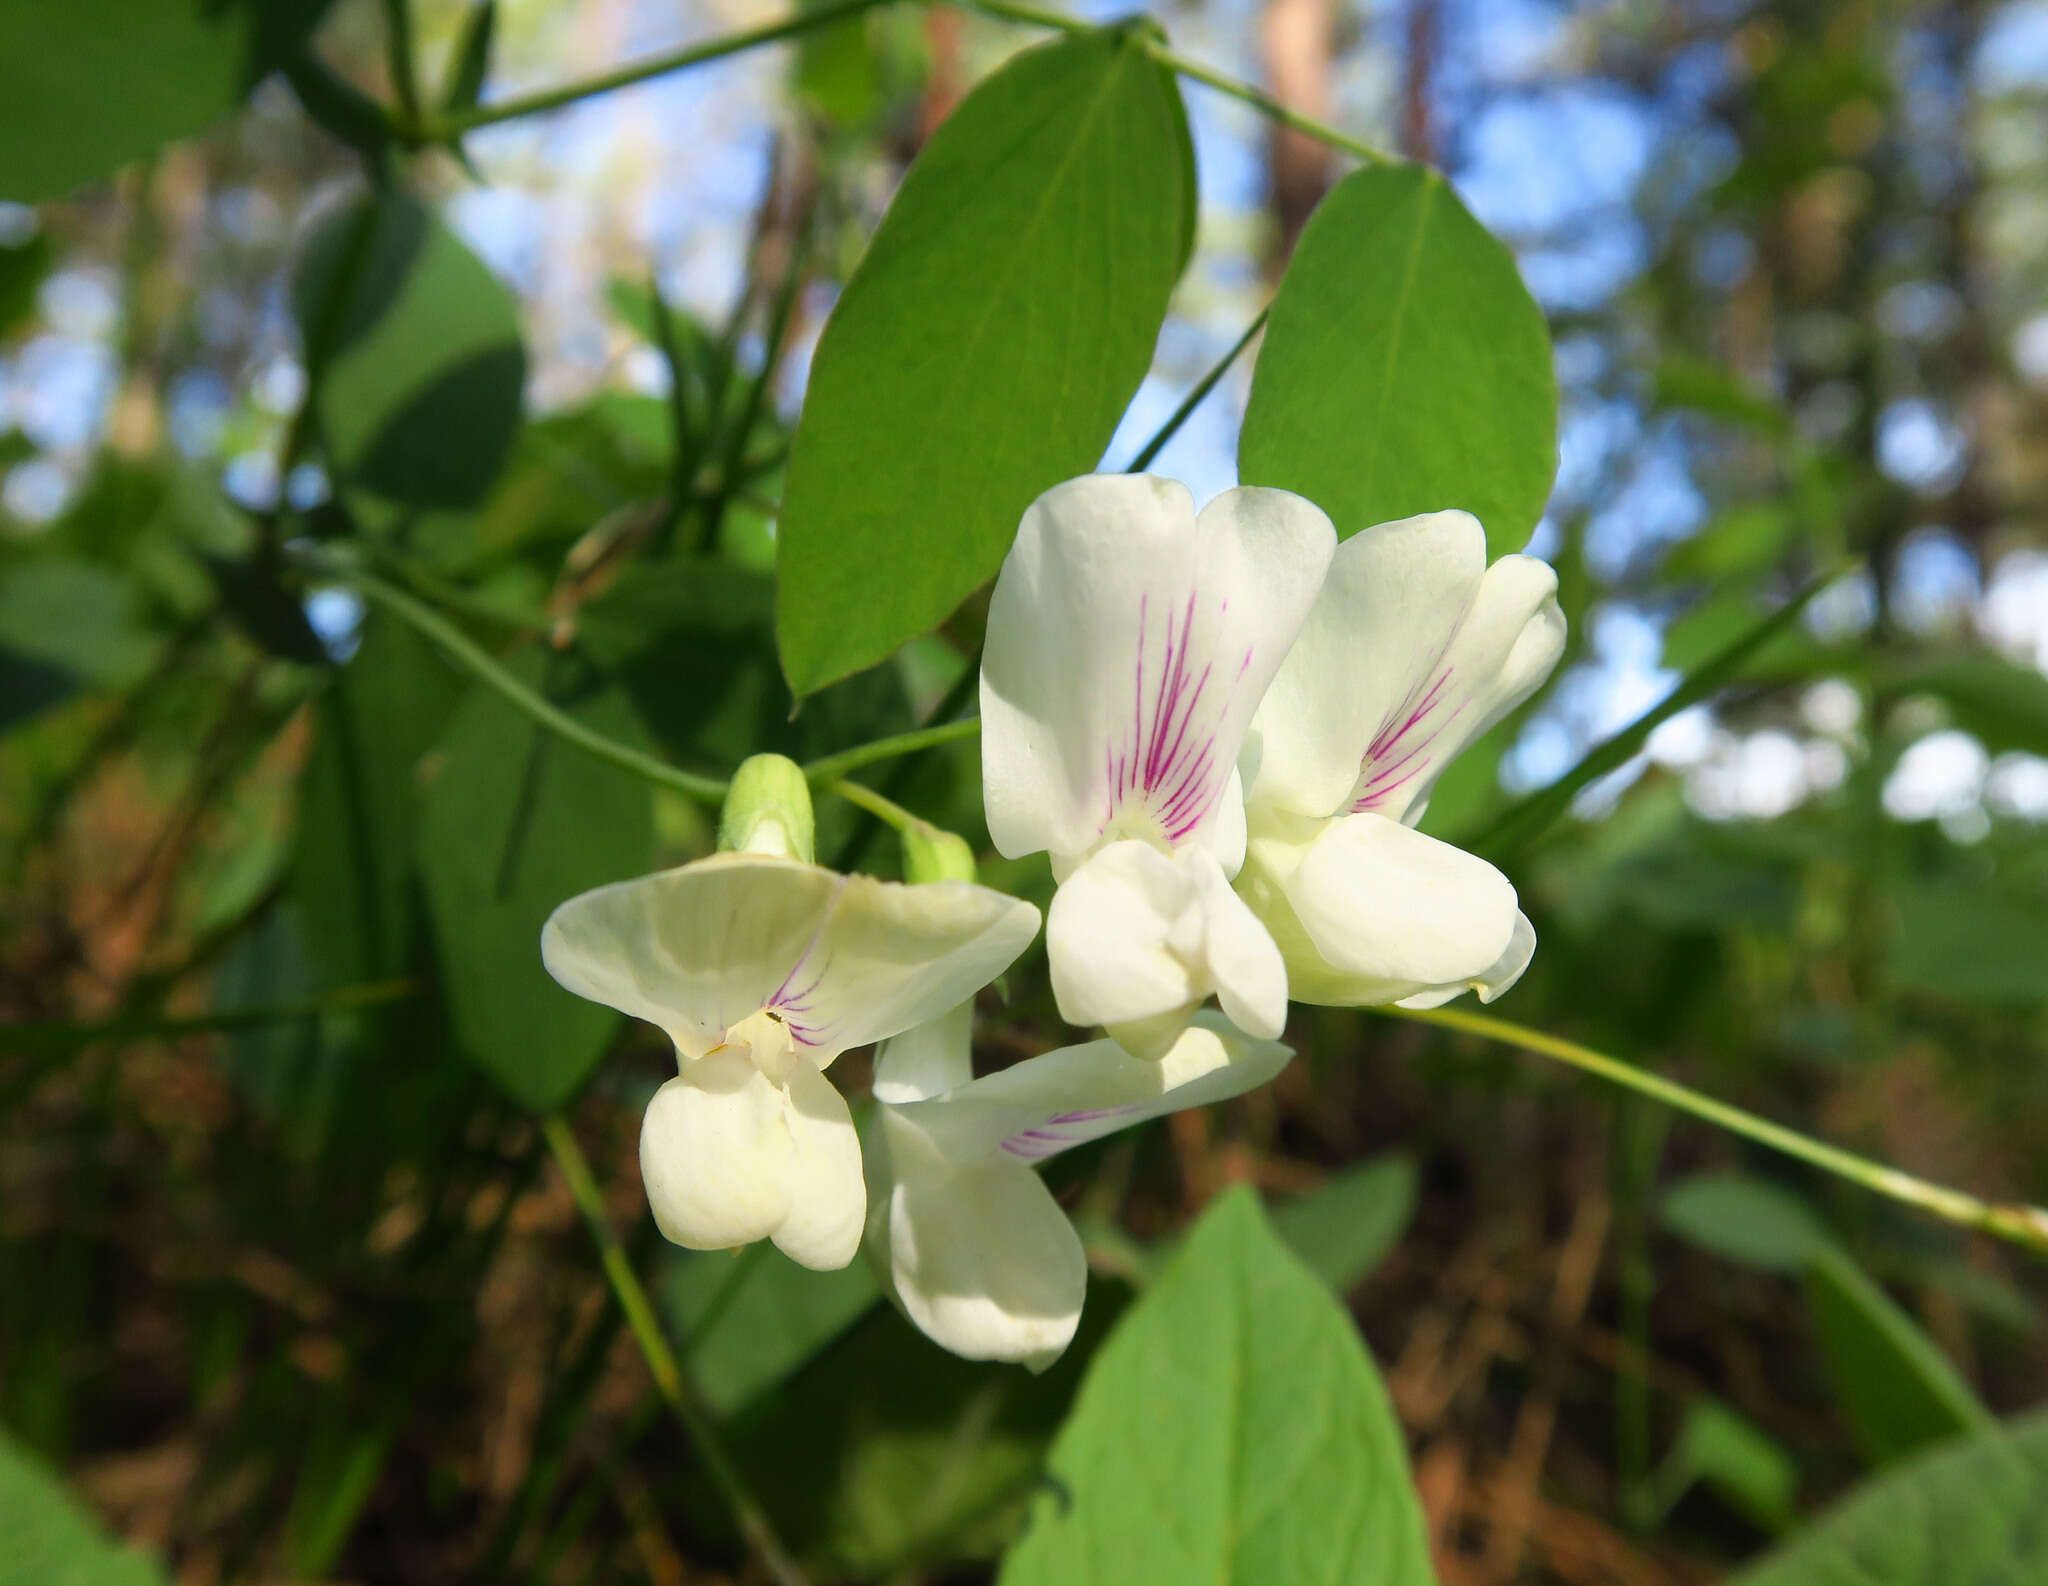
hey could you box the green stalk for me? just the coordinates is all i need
[800,718,981,784]
[538,1116,811,1586]
[302,555,730,805]
[415,0,897,139]
[1125,309,1268,474]
[1382,1005,2048,1260]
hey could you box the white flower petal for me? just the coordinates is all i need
[890,1012,1293,1166]
[1046,843,1285,1052]
[873,998,976,1105]
[1187,846,1289,1040]
[1247,511,1486,820]
[639,1054,794,1251]
[1395,909,1538,1009]
[769,1062,867,1270]
[1384,555,1566,823]
[1045,840,1204,1036]
[543,855,840,1058]
[879,1115,1085,1368]
[981,474,1334,865]
[791,877,1039,1058]
[1280,811,1520,992]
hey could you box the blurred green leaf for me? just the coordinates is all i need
[0,647,77,735]
[1806,1244,1992,1467]
[1731,1411,2048,1586]
[1240,163,1555,556]
[417,650,652,1111]
[1001,1187,1434,1586]
[0,559,159,687]
[718,1297,1125,1577]
[294,188,526,511]
[1652,353,1794,440]
[664,1246,879,1417]
[1887,880,2048,1007]
[292,614,461,988]
[1652,1398,1799,1534]
[0,2,238,202]
[1475,569,1841,861]
[0,1425,165,1585]
[1268,1153,1417,1294]
[1897,654,2048,759]
[1664,1174,1992,1468]
[1662,1173,1830,1274]
[0,230,51,336]
[776,27,1192,693]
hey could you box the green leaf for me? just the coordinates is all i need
[1472,568,1842,862]
[664,1246,879,1417]
[1663,1175,1992,1469]
[1240,163,1556,556]
[417,650,652,1111]
[0,1425,165,1585]
[1887,880,2048,1007]
[1652,1398,1799,1534]
[1000,1187,1434,1586]
[1731,1411,2048,1586]
[1651,353,1794,440]
[0,2,238,202]
[439,0,496,112]
[0,559,159,688]
[776,27,1192,693]
[1805,1245,1992,1467]
[292,614,461,988]
[1269,1153,1418,1294]
[293,189,526,511]
[1661,1173,1830,1274]
[1896,653,2048,759]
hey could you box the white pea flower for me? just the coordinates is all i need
[542,855,1039,1270]
[865,1005,1291,1368]
[980,473,1336,1056]
[1238,510,1566,1009]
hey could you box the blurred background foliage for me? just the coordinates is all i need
[1,0,2046,1581]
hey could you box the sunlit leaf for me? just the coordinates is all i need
[0,1425,165,1585]
[1731,1412,2048,1586]
[776,26,1193,693]
[1000,1188,1434,1586]
[417,650,652,1111]
[294,189,526,511]
[1240,162,1555,556]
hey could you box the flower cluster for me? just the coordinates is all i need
[541,473,1564,1366]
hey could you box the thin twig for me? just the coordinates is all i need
[1124,308,1268,473]
[1382,1004,2048,1259]
[413,0,897,139]
[538,1115,811,1586]
[299,554,731,805]
[801,717,980,784]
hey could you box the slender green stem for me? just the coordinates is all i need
[1125,309,1268,473]
[302,554,730,805]
[1382,1004,2048,1260]
[954,0,1395,165]
[801,717,980,784]
[1151,43,1392,164]
[414,0,895,139]
[826,778,919,832]
[538,1116,811,1586]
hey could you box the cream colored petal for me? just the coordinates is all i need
[638,1054,793,1251]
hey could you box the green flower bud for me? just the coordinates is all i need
[901,821,976,885]
[717,754,815,862]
